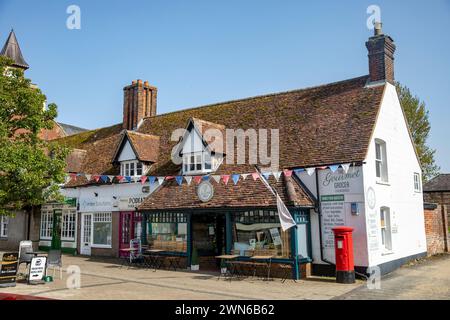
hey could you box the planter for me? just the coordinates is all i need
[190,265,199,271]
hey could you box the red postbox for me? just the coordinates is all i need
[332,226,355,284]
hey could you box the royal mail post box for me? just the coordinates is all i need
[332,226,355,284]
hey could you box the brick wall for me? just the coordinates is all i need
[423,203,449,256]
[424,191,450,225]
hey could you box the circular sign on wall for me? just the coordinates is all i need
[367,186,376,209]
[197,181,214,202]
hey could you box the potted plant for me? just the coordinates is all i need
[190,246,199,271]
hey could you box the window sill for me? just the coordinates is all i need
[381,251,394,256]
[376,181,390,186]
[91,245,112,249]
[0,237,8,241]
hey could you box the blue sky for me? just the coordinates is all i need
[1,0,449,172]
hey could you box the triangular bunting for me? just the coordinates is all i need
[100,175,109,183]
[175,176,183,186]
[273,171,282,181]
[184,176,193,186]
[202,175,210,182]
[241,173,249,180]
[140,176,148,184]
[148,176,156,185]
[232,174,240,185]
[306,168,316,176]
[93,175,100,183]
[283,170,293,177]
[70,173,77,181]
[293,168,304,176]
[251,172,260,181]
[125,176,132,183]
[157,177,165,185]
[329,165,339,173]
[341,163,351,173]
[211,175,221,183]
[84,174,91,181]
[165,176,174,180]
[193,176,203,184]
[222,175,230,185]
[262,172,271,180]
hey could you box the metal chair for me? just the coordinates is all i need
[47,249,63,279]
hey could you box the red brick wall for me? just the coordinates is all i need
[424,191,450,225]
[424,203,449,256]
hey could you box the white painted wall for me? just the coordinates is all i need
[182,129,206,154]
[118,140,137,162]
[362,83,426,267]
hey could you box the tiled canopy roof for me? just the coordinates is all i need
[112,131,160,163]
[424,174,450,192]
[60,75,385,192]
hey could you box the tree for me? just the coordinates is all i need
[0,56,69,218]
[396,82,439,182]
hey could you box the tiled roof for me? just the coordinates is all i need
[61,75,385,190]
[66,149,87,173]
[424,174,450,192]
[1,30,29,69]
[113,131,160,163]
[57,123,87,136]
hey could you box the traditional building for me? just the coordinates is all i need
[424,174,450,228]
[50,23,426,279]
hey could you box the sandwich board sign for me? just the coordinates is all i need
[0,252,19,287]
[28,256,47,285]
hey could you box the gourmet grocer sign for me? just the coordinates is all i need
[320,166,363,194]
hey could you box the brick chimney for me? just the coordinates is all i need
[123,80,157,130]
[365,22,396,84]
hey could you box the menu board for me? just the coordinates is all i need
[320,195,345,248]
[28,256,47,284]
[0,252,19,287]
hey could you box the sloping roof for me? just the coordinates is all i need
[139,169,314,211]
[66,149,87,173]
[61,75,385,189]
[113,131,160,163]
[424,174,450,192]
[1,30,29,70]
[57,123,87,136]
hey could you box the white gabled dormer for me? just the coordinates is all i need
[112,131,160,178]
[177,118,224,175]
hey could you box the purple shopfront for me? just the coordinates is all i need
[118,197,146,255]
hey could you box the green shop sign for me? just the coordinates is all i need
[320,194,344,202]
[64,198,77,207]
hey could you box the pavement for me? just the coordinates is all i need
[1,253,449,300]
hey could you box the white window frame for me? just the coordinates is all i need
[380,206,392,251]
[61,209,77,241]
[414,172,421,192]
[375,139,388,183]
[40,210,53,240]
[120,160,145,178]
[183,151,220,175]
[0,216,9,238]
[92,212,112,248]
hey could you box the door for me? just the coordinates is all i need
[51,209,62,250]
[119,212,134,251]
[80,213,92,255]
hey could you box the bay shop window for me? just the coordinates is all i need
[92,213,112,247]
[232,210,292,258]
[40,208,77,241]
[146,213,187,252]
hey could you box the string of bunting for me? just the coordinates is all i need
[66,162,356,186]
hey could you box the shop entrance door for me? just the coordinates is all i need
[80,213,92,255]
[119,212,134,251]
[191,213,226,270]
[51,209,62,250]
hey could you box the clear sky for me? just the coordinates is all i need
[1,0,449,172]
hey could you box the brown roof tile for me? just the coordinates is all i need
[424,174,450,192]
[114,131,160,163]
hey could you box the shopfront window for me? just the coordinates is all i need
[61,210,76,240]
[40,210,53,239]
[232,210,291,258]
[93,212,112,247]
[0,216,8,238]
[147,213,187,252]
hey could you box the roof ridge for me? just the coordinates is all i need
[142,75,369,121]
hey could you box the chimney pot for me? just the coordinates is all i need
[123,80,157,130]
[374,22,383,36]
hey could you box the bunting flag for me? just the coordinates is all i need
[175,176,183,186]
[85,174,92,181]
[165,176,175,181]
[140,176,148,184]
[116,175,123,182]
[294,168,304,175]
[149,176,156,185]
[125,176,132,183]
[193,176,203,184]
[222,175,230,185]
[202,175,210,182]
[306,167,315,176]
[211,175,221,184]
[341,163,351,173]
[157,177,165,185]
[70,173,77,181]
[100,175,109,183]
[329,165,339,173]
[273,171,282,182]
[108,175,115,181]
[251,172,260,181]
[283,170,292,177]
[184,176,192,185]
[93,175,100,183]
[241,173,249,180]
[262,172,271,180]
[256,168,296,231]
[232,174,240,185]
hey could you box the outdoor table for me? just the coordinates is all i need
[250,255,274,280]
[143,249,165,271]
[215,255,239,280]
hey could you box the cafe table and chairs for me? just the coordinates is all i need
[143,249,165,271]
[214,254,239,280]
[119,247,139,267]
[249,255,275,281]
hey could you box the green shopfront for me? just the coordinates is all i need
[140,208,312,279]
[38,198,78,254]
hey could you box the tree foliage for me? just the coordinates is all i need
[396,82,439,182]
[0,56,69,216]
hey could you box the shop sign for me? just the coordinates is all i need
[79,198,114,212]
[64,197,77,207]
[0,252,19,287]
[118,196,146,210]
[28,256,47,284]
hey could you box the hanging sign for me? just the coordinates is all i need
[28,256,47,284]
[0,252,19,287]
[197,181,214,202]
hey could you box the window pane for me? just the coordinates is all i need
[375,143,381,160]
[375,161,381,178]
[130,163,135,176]
[93,222,111,245]
[137,162,143,175]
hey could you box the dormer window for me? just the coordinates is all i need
[121,160,145,177]
[183,152,212,175]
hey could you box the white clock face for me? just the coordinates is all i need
[367,187,376,209]
[197,181,214,202]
